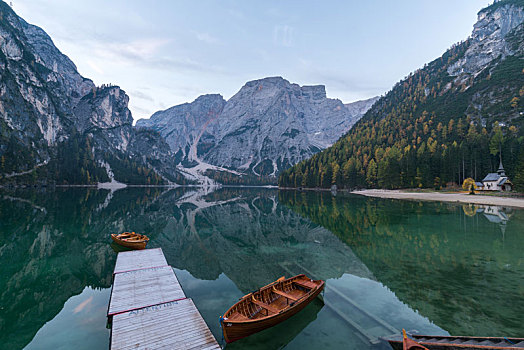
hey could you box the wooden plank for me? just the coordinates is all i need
[251,299,279,314]
[113,248,168,274]
[108,266,186,316]
[111,298,220,350]
[293,279,316,289]
[272,288,298,301]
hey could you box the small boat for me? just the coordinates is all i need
[385,332,524,350]
[110,232,149,250]
[402,329,429,350]
[231,297,324,348]
[220,274,325,343]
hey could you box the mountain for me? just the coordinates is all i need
[0,2,376,186]
[137,77,377,183]
[280,0,524,190]
[136,94,226,167]
[344,97,379,117]
[0,1,187,186]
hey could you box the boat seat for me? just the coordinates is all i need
[293,279,316,289]
[433,339,453,343]
[251,298,279,314]
[272,287,299,301]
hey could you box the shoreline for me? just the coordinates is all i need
[352,189,524,209]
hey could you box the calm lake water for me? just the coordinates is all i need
[0,187,522,349]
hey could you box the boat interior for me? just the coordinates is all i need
[114,232,149,242]
[225,275,322,322]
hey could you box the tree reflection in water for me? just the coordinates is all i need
[280,190,524,337]
[2,187,521,349]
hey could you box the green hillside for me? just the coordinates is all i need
[280,1,524,190]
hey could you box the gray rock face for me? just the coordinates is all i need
[137,94,226,164]
[139,77,377,176]
[18,17,95,104]
[74,86,133,151]
[448,3,524,78]
[0,2,180,184]
[206,77,362,175]
[345,97,380,118]
[0,3,80,154]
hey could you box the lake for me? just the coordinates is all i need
[0,187,522,349]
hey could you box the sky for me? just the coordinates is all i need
[12,0,491,121]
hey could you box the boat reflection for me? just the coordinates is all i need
[226,297,324,350]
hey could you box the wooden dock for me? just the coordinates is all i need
[108,248,221,350]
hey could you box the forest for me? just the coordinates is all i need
[280,36,524,191]
[0,132,174,186]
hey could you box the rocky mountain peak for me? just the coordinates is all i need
[193,93,225,104]
[139,76,378,182]
[238,76,327,102]
[301,85,327,100]
[0,3,187,185]
[243,76,288,88]
[448,1,524,77]
[18,18,95,102]
[135,93,226,164]
[74,86,133,134]
[344,96,380,117]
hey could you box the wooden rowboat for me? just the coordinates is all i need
[220,274,325,343]
[402,329,429,350]
[385,332,524,350]
[110,232,149,250]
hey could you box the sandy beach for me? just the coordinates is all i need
[352,189,524,209]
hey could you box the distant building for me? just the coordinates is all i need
[481,159,512,191]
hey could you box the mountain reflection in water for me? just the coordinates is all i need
[1,187,521,349]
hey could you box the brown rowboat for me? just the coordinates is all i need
[220,274,325,343]
[110,232,149,250]
[402,329,429,350]
[385,333,524,350]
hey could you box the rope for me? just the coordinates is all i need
[504,337,515,345]
[218,316,226,348]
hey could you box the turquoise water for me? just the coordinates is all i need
[0,187,522,349]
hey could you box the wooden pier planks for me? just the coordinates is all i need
[108,265,186,316]
[109,248,220,349]
[113,248,168,274]
[111,298,220,350]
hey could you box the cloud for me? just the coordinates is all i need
[85,59,105,75]
[117,38,172,58]
[195,32,221,45]
[130,90,154,102]
[227,9,245,20]
[252,48,271,62]
[83,37,223,75]
[273,25,294,47]
[131,105,153,116]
